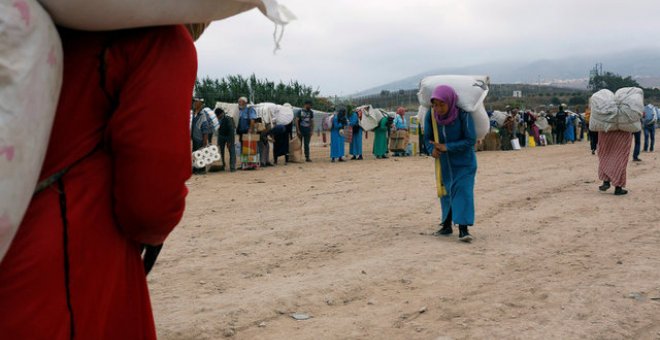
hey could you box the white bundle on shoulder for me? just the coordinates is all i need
[1,0,63,260]
[37,0,296,52]
[416,75,490,139]
[589,87,644,133]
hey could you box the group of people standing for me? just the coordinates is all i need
[496,104,587,151]
[329,107,409,161]
[190,98,318,173]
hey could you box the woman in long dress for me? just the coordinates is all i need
[597,131,632,195]
[373,116,389,159]
[424,85,478,242]
[349,110,363,160]
[330,109,347,162]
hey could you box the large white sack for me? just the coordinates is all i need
[272,103,294,125]
[357,105,385,131]
[417,103,489,140]
[38,0,296,31]
[491,110,508,128]
[418,75,490,112]
[252,102,276,125]
[589,87,643,133]
[215,102,240,126]
[535,117,550,131]
[1,0,63,260]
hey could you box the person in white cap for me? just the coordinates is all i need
[236,96,257,141]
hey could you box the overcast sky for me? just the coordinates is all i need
[195,0,660,96]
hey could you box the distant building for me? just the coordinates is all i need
[512,91,523,98]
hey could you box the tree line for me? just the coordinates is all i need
[193,74,334,111]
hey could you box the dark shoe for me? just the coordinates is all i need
[433,225,453,236]
[230,168,236,173]
[633,158,642,162]
[331,158,336,163]
[358,155,364,160]
[351,156,357,160]
[306,158,312,162]
[599,181,611,191]
[614,187,628,196]
[338,158,345,162]
[382,156,389,159]
[458,226,473,243]
[219,166,226,171]
[591,150,595,155]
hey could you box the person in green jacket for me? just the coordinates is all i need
[373,116,389,159]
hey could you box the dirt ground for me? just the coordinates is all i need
[150,139,660,340]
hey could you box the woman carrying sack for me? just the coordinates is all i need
[423,85,478,242]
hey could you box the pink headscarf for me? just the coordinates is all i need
[396,107,406,117]
[431,85,459,126]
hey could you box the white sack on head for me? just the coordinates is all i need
[589,87,644,133]
[418,75,490,112]
[417,75,491,139]
[1,0,63,261]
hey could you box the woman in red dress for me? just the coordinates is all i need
[0,25,197,339]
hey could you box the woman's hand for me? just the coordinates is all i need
[434,142,447,152]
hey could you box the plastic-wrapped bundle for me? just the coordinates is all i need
[357,105,385,131]
[589,87,644,133]
[37,0,296,31]
[416,75,490,139]
[1,0,63,261]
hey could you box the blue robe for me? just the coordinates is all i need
[349,112,363,156]
[330,115,345,158]
[564,115,576,142]
[424,110,477,226]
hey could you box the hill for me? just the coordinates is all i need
[349,49,660,97]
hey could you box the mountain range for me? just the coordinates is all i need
[349,49,660,98]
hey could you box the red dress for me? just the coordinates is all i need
[0,26,196,339]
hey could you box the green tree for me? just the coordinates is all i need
[588,71,640,92]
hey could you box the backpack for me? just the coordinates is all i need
[643,105,657,126]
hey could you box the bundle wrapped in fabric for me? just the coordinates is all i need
[491,110,508,128]
[37,0,296,31]
[357,105,386,131]
[1,0,63,261]
[322,113,334,131]
[215,102,240,126]
[389,130,409,151]
[342,126,353,144]
[272,103,294,126]
[416,75,491,139]
[202,107,220,130]
[589,87,644,133]
[252,102,276,125]
[535,116,550,131]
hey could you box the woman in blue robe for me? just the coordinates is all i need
[564,113,576,143]
[349,111,363,160]
[330,109,347,162]
[424,85,477,242]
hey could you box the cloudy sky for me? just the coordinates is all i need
[195,0,660,96]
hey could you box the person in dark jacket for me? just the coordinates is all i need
[216,108,236,172]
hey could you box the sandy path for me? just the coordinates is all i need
[150,141,660,340]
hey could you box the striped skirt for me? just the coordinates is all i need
[598,131,633,187]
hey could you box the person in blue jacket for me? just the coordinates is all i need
[330,108,348,162]
[349,110,363,160]
[424,85,477,242]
